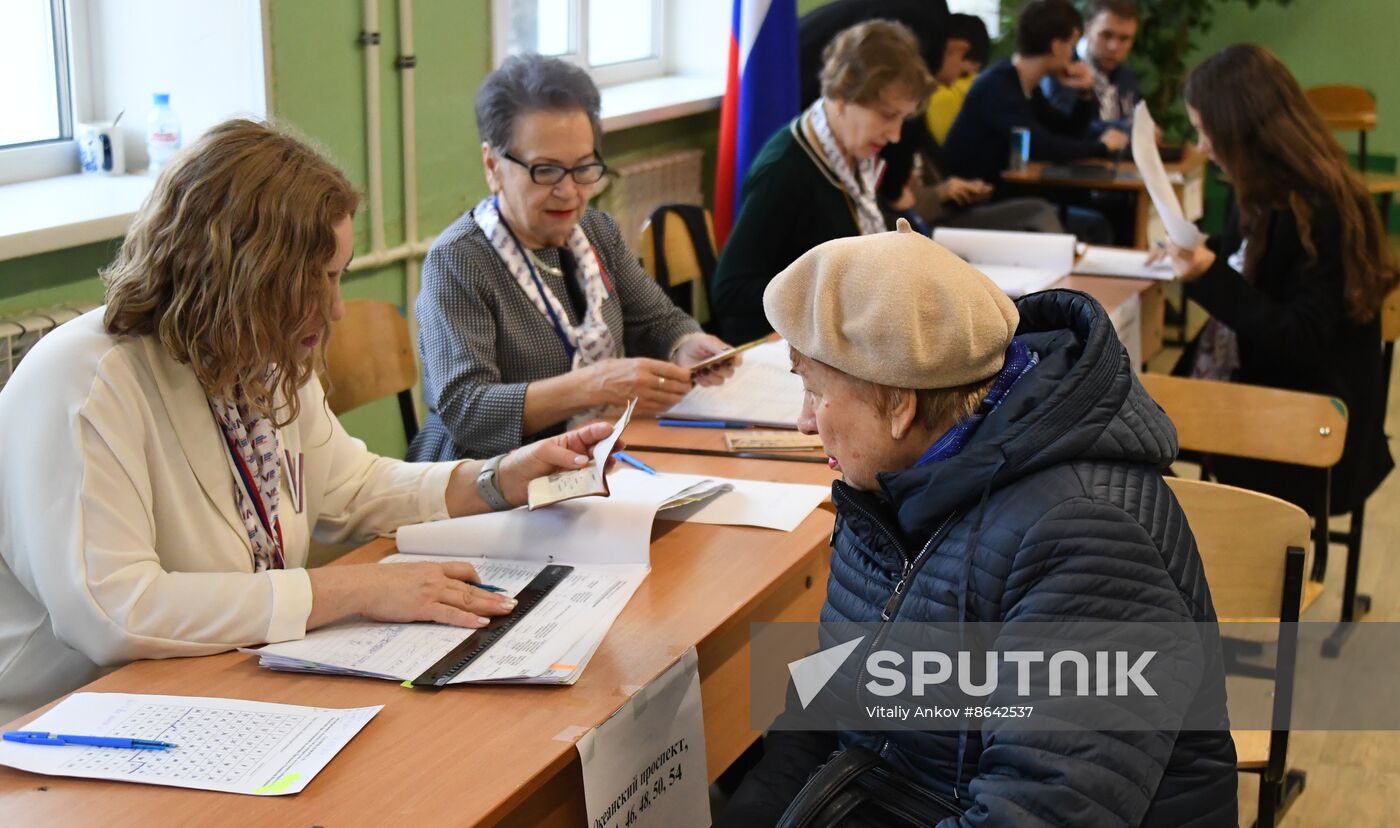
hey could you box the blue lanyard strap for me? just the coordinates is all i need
[494,196,576,364]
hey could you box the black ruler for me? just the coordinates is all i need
[410,564,574,688]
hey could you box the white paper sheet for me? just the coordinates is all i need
[395,479,676,565]
[1131,101,1206,249]
[610,469,830,532]
[0,693,378,796]
[1074,246,1175,280]
[576,648,710,828]
[664,340,803,428]
[932,227,1076,297]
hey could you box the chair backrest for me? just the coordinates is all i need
[1166,478,1310,622]
[640,204,717,322]
[1305,84,1377,132]
[323,300,419,437]
[1382,285,1400,345]
[1139,373,1347,469]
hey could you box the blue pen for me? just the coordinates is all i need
[470,582,507,593]
[4,731,176,750]
[657,419,753,429]
[614,451,658,475]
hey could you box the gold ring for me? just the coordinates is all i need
[657,376,667,389]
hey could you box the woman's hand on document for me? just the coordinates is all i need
[307,561,517,630]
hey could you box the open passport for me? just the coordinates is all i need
[526,398,636,510]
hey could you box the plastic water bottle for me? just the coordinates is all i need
[146,93,182,175]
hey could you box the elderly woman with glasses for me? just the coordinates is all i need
[408,54,734,462]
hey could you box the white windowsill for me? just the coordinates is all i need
[0,173,155,263]
[600,74,725,133]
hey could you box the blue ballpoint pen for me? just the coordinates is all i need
[657,419,753,429]
[614,451,658,475]
[4,731,176,750]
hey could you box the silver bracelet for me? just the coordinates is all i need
[475,454,514,511]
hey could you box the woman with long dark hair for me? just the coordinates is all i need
[1153,44,1397,514]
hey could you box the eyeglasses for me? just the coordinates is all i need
[500,150,608,186]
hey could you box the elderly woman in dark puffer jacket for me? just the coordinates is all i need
[717,221,1237,827]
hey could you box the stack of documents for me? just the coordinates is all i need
[1074,246,1174,280]
[250,470,828,686]
[252,557,647,685]
[933,227,1076,298]
[665,340,804,428]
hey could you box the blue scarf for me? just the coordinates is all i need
[915,338,1038,467]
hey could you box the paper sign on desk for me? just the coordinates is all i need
[932,227,1076,298]
[725,430,824,451]
[576,647,710,828]
[528,399,637,509]
[1132,102,1206,250]
[0,693,379,796]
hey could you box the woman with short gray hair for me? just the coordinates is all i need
[409,54,735,462]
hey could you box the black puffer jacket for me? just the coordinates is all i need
[820,290,1237,827]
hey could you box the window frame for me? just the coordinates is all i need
[491,0,668,92]
[0,0,79,185]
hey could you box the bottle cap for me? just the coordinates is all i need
[153,93,170,106]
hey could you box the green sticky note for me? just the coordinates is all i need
[253,772,303,795]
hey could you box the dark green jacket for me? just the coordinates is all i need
[711,124,869,344]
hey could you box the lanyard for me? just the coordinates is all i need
[494,196,577,364]
[219,429,286,570]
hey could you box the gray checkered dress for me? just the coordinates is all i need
[407,208,700,461]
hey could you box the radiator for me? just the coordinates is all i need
[595,148,706,256]
[0,304,99,391]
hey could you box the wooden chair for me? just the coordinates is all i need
[1138,374,1346,618]
[640,204,718,326]
[1306,85,1378,170]
[323,299,420,444]
[1167,478,1308,828]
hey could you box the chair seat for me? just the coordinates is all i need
[1233,730,1272,769]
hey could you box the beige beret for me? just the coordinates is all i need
[763,218,1019,389]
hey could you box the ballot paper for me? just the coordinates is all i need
[664,340,803,428]
[1132,101,1206,249]
[609,468,830,533]
[1074,246,1175,280]
[528,399,636,510]
[932,227,1076,298]
[0,693,379,795]
[250,556,647,686]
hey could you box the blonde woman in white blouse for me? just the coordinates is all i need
[0,120,616,722]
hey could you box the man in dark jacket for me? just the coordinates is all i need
[716,220,1237,826]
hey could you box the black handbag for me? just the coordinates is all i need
[776,746,965,828]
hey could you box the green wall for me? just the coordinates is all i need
[1192,0,1400,165]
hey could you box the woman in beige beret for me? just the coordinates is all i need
[717,222,1237,826]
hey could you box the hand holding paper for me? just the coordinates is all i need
[527,399,636,509]
[1132,101,1206,250]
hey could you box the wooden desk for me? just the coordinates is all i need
[1002,148,1208,249]
[1056,274,1166,368]
[0,455,837,826]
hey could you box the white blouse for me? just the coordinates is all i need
[0,310,456,722]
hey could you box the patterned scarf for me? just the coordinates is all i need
[801,99,887,236]
[1191,240,1246,381]
[915,338,1040,466]
[473,195,617,369]
[209,395,284,571]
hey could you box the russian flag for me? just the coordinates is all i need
[714,0,799,248]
